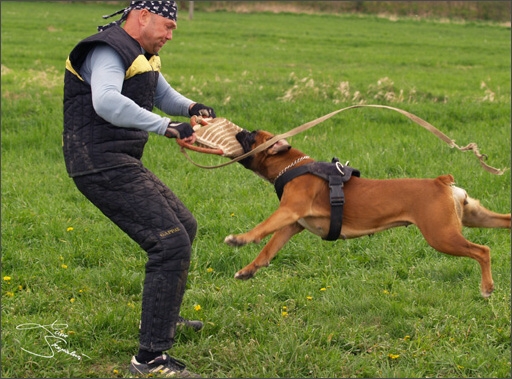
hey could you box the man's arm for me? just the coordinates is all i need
[154,73,194,118]
[82,44,170,135]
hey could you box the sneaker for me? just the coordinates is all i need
[176,316,203,331]
[129,354,200,378]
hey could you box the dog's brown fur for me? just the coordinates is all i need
[225,130,511,298]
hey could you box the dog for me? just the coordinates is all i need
[223,129,511,298]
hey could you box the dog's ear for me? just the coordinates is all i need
[268,139,291,155]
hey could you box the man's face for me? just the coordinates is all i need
[140,10,177,54]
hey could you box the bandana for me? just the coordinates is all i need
[98,1,178,32]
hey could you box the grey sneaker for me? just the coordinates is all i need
[129,354,200,378]
[176,316,203,331]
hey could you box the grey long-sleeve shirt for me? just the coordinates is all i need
[79,44,194,135]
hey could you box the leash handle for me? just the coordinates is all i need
[176,139,224,155]
[176,116,224,156]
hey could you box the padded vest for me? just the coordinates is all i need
[63,26,161,177]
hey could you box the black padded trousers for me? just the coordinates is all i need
[73,164,197,352]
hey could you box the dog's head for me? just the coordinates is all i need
[235,129,291,169]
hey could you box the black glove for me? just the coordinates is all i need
[189,103,216,118]
[165,121,194,139]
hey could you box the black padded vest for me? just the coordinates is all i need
[63,26,160,177]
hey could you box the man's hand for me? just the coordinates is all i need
[165,122,196,144]
[189,103,216,118]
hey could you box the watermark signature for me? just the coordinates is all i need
[16,320,90,360]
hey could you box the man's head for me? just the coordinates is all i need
[99,2,178,54]
[126,7,177,54]
[99,1,178,54]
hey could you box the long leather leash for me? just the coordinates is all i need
[178,104,506,175]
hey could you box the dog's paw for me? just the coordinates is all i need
[224,234,247,247]
[234,269,254,280]
[481,281,494,298]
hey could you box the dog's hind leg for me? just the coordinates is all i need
[234,222,304,279]
[417,219,494,297]
[412,181,508,297]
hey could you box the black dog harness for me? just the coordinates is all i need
[274,158,360,241]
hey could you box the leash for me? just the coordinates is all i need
[178,104,506,175]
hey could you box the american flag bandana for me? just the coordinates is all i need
[98,1,178,32]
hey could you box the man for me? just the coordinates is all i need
[63,1,214,377]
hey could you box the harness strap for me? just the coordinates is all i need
[326,174,345,241]
[274,162,352,241]
[274,165,311,200]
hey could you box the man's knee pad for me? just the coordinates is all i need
[145,228,191,272]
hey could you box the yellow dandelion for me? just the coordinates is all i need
[388,353,400,360]
[3,276,11,282]
[68,330,76,335]
[194,304,201,311]
[320,287,326,291]
[457,365,464,370]
[306,296,313,300]
[61,264,68,269]
[206,267,214,273]
[70,298,76,303]
[281,311,288,317]
[66,227,74,232]
[403,335,411,341]
[230,213,235,217]
[382,289,389,295]
[18,285,23,291]
[6,291,14,297]
[282,305,287,310]
[113,369,119,375]
[127,302,135,309]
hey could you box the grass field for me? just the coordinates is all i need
[1,2,510,378]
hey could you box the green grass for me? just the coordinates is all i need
[1,2,510,378]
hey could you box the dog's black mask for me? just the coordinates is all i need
[235,129,257,169]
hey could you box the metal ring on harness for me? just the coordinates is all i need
[335,161,345,176]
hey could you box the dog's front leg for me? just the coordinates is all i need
[225,206,302,246]
[234,222,304,279]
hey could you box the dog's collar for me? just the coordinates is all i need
[272,155,310,183]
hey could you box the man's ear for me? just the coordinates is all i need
[268,139,291,155]
[139,9,151,26]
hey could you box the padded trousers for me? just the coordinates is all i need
[73,164,197,352]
